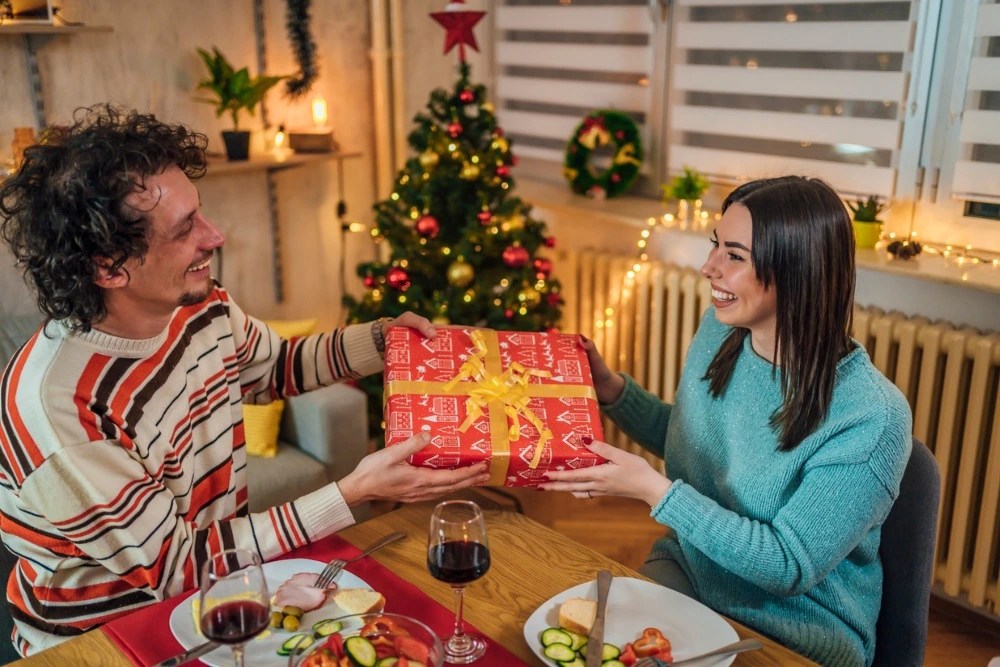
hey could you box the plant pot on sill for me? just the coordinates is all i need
[222,130,251,161]
[852,220,883,249]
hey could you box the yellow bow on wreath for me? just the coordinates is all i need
[578,125,610,150]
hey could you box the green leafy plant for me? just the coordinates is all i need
[195,47,285,130]
[847,195,888,223]
[662,167,709,202]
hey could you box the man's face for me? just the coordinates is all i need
[114,165,225,319]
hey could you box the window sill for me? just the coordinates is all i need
[517,179,1000,297]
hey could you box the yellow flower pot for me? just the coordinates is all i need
[853,221,883,249]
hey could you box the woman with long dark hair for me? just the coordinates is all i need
[541,176,912,666]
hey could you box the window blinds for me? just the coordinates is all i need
[667,0,918,198]
[952,1,1000,202]
[494,0,656,170]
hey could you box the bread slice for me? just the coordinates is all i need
[332,588,386,615]
[558,597,597,636]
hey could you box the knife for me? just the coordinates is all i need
[585,570,613,667]
[151,640,220,667]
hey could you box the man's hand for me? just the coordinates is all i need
[578,336,625,405]
[538,437,671,507]
[384,312,436,341]
[338,431,490,505]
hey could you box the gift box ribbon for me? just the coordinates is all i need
[386,329,597,486]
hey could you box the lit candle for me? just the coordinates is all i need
[312,97,329,128]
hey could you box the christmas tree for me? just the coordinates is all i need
[344,3,562,434]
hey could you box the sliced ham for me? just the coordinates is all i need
[273,572,338,611]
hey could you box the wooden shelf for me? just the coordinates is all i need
[0,23,112,35]
[204,151,362,178]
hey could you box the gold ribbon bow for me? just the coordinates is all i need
[443,330,554,469]
[578,125,610,150]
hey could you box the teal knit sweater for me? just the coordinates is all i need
[603,310,912,666]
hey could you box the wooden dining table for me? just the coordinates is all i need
[12,497,816,666]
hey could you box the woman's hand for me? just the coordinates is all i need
[578,336,625,404]
[338,431,490,505]
[384,312,436,340]
[539,437,671,507]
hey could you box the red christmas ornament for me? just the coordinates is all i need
[611,172,622,183]
[386,267,411,291]
[511,154,519,166]
[544,236,557,248]
[431,0,486,63]
[495,165,510,178]
[363,275,376,288]
[494,127,504,137]
[533,257,553,276]
[547,292,561,306]
[505,308,515,319]
[416,214,440,238]
[459,89,475,103]
[447,122,463,137]
[477,210,493,225]
[502,244,530,268]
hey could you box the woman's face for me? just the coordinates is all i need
[701,203,778,357]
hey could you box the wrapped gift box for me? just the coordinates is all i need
[384,327,605,487]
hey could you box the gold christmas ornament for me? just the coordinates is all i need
[460,162,481,180]
[431,315,450,325]
[482,101,495,113]
[447,259,475,287]
[419,150,440,168]
[518,286,542,306]
[491,136,509,153]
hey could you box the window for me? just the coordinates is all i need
[491,0,1000,249]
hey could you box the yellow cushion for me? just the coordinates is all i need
[243,319,317,458]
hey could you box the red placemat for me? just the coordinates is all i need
[101,533,529,666]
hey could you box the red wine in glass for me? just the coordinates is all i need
[428,500,490,664]
[200,599,270,645]
[427,541,491,584]
[199,548,270,667]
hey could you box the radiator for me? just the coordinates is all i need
[553,248,1000,618]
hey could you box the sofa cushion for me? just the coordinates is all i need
[245,440,330,513]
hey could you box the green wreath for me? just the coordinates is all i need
[563,110,643,199]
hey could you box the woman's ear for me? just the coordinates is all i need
[94,258,129,289]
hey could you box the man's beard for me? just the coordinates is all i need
[178,278,212,307]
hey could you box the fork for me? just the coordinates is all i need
[634,638,763,667]
[314,531,407,588]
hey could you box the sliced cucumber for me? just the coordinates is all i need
[602,661,627,667]
[276,633,313,656]
[559,658,585,667]
[601,643,621,661]
[543,643,576,662]
[374,659,399,667]
[312,618,344,637]
[565,630,587,651]
[344,635,378,667]
[540,627,573,647]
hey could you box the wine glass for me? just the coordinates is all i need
[427,500,491,664]
[199,548,270,667]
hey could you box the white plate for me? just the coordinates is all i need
[523,577,739,666]
[169,558,373,667]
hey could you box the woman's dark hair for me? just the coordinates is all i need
[0,104,208,331]
[703,176,855,451]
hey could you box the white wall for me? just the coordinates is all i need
[0,0,378,330]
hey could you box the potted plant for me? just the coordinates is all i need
[847,195,887,249]
[195,47,285,161]
[661,167,709,222]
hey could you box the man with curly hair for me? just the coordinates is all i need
[0,104,489,655]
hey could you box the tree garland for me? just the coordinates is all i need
[284,0,318,98]
[564,110,642,199]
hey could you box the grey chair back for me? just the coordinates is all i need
[873,438,940,666]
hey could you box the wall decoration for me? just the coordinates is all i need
[564,110,642,199]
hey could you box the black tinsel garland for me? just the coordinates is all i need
[284,0,318,98]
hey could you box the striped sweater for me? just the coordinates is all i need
[0,286,383,655]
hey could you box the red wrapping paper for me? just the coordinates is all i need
[384,327,605,487]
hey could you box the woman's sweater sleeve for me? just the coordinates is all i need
[601,374,672,458]
[652,454,900,597]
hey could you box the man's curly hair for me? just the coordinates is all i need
[0,104,208,332]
